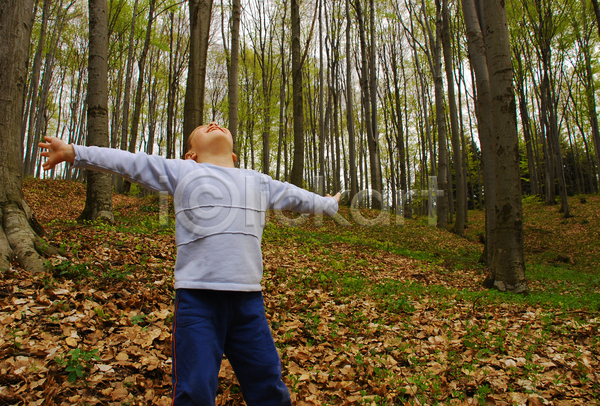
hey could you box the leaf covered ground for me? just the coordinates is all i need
[1,178,599,405]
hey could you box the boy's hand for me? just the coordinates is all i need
[38,136,76,171]
[327,192,341,205]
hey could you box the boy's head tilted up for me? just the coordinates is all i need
[184,122,237,168]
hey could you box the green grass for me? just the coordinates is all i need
[263,197,600,312]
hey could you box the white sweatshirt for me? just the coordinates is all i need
[72,145,338,291]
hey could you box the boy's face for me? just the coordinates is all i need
[185,122,237,164]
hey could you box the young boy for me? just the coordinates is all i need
[39,123,340,406]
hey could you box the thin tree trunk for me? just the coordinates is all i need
[461,0,496,264]
[514,48,539,196]
[22,0,50,172]
[434,0,449,228]
[115,0,138,192]
[276,0,288,180]
[442,0,465,234]
[184,0,213,146]
[227,0,241,161]
[78,0,114,224]
[290,0,305,187]
[346,0,358,201]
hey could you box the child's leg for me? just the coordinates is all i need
[171,289,228,406]
[224,291,292,406]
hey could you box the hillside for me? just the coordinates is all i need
[0,178,598,405]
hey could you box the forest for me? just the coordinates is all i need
[17,0,600,207]
[0,0,599,404]
[11,0,600,292]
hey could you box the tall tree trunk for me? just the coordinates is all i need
[579,4,600,190]
[434,0,449,228]
[115,0,138,192]
[276,0,288,180]
[123,0,156,194]
[354,0,379,206]
[483,0,527,293]
[78,0,114,224]
[514,48,539,196]
[128,0,155,155]
[442,0,465,235]
[289,0,305,187]
[346,0,358,202]
[368,0,382,200]
[184,0,213,146]
[22,0,50,172]
[318,0,325,194]
[28,1,72,177]
[227,0,240,161]
[461,0,496,265]
[1,0,58,274]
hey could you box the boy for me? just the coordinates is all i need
[39,123,340,406]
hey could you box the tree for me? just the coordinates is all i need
[78,0,115,224]
[123,0,157,194]
[0,0,57,274]
[222,0,241,161]
[461,0,496,265]
[115,0,139,193]
[442,0,466,235]
[184,0,214,147]
[433,0,449,228]
[289,0,305,187]
[345,0,358,202]
[483,0,528,293]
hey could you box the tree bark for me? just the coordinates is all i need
[514,47,539,196]
[1,0,57,274]
[483,0,527,293]
[354,0,380,206]
[22,0,50,173]
[461,0,496,265]
[115,0,139,192]
[227,0,241,161]
[433,0,449,228]
[276,0,288,180]
[346,0,358,202]
[442,0,465,235]
[579,3,600,191]
[289,0,305,187]
[78,0,114,224]
[123,0,156,194]
[184,0,213,146]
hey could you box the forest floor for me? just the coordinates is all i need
[1,178,599,406]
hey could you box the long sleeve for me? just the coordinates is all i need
[72,145,184,195]
[266,176,338,217]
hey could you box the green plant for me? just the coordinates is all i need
[475,384,492,405]
[94,307,111,322]
[7,328,25,350]
[101,267,132,281]
[54,348,100,383]
[49,260,93,280]
[131,313,150,325]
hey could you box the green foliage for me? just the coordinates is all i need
[49,260,93,280]
[54,348,100,383]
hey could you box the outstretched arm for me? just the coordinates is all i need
[39,136,185,195]
[39,136,76,170]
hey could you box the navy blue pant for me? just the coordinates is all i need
[171,289,291,406]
